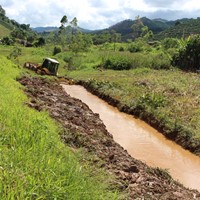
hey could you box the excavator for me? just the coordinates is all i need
[24,58,59,76]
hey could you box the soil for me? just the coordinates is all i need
[18,76,200,200]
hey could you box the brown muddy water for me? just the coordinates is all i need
[62,84,200,191]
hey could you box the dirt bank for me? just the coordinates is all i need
[18,76,200,199]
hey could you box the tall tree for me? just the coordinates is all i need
[70,17,78,40]
[111,30,121,51]
[59,15,68,49]
[60,15,68,29]
[131,15,144,39]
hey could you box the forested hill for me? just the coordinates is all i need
[0,5,38,46]
[92,17,175,41]
[108,17,172,35]
[155,18,200,39]
[93,17,200,41]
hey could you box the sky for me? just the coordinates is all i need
[1,0,200,30]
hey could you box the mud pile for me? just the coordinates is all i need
[19,76,200,199]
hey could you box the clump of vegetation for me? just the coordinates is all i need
[1,36,14,45]
[53,46,62,55]
[161,38,180,49]
[136,92,166,110]
[101,54,133,70]
[172,35,200,71]
[128,42,144,53]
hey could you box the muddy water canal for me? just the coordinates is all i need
[62,84,200,191]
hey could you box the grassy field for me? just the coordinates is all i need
[1,43,200,154]
[0,56,118,199]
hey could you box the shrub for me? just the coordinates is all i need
[128,42,143,53]
[150,52,171,70]
[53,46,62,55]
[119,46,124,51]
[136,93,166,110]
[1,36,14,45]
[34,37,45,47]
[102,55,133,70]
[172,35,200,71]
[128,39,150,53]
[162,38,180,49]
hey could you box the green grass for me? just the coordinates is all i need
[0,56,119,199]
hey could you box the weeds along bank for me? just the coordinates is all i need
[68,68,200,156]
[0,56,118,199]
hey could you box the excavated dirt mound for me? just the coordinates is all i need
[18,76,200,199]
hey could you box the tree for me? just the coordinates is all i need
[69,32,92,53]
[8,46,22,64]
[59,15,68,49]
[70,17,78,42]
[60,15,68,29]
[162,38,180,49]
[172,35,200,71]
[131,15,144,39]
[53,46,62,55]
[20,24,30,31]
[0,5,5,16]
[1,36,14,45]
[111,30,121,51]
[141,26,153,41]
[70,17,78,27]
[92,31,111,45]
[10,29,26,40]
[34,37,45,47]
[131,17,153,41]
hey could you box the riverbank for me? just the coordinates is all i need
[67,68,200,156]
[18,76,200,199]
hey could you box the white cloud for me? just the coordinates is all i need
[181,0,200,11]
[2,0,200,30]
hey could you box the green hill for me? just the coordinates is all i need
[0,5,36,42]
[93,17,174,41]
[155,18,200,39]
[0,19,13,38]
[92,17,200,41]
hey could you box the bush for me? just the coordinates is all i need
[150,52,171,70]
[128,42,143,53]
[53,46,62,55]
[102,55,133,70]
[136,93,166,110]
[128,39,150,53]
[34,37,45,47]
[119,46,124,51]
[1,36,14,45]
[172,35,200,71]
[162,38,180,49]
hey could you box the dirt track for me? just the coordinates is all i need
[19,76,200,199]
